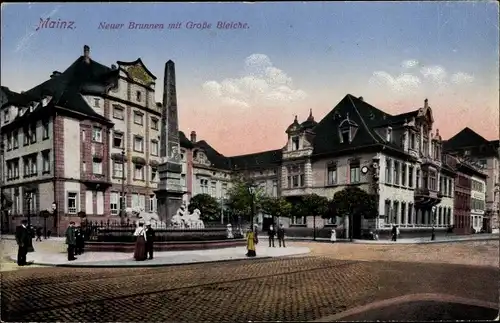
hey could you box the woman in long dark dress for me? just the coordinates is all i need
[133,223,147,261]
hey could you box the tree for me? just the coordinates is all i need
[296,194,329,218]
[325,186,378,220]
[260,196,292,224]
[225,174,265,222]
[188,194,221,222]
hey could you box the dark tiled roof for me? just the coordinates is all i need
[229,149,282,170]
[194,140,233,170]
[443,127,498,158]
[179,131,194,149]
[0,87,33,108]
[2,56,118,130]
[312,94,387,155]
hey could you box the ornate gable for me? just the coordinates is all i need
[117,59,157,86]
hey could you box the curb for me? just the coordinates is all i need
[7,254,275,268]
[257,235,499,244]
[310,293,499,322]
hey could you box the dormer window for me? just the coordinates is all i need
[136,91,142,102]
[386,127,392,142]
[292,136,299,150]
[338,114,358,144]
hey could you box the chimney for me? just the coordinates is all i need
[424,98,428,109]
[190,131,197,143]
[50,71,61,79]
[358,96,364,101]
[83,45,90,64]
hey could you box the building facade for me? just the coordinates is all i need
[444,128,499,233]
[181,95,458,238]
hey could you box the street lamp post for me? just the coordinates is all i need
[25,192,32,227]
[248,185,256,230]
[431,206,437,241]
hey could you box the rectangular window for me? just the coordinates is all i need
[136,91,142,102]
[92,161,102,174]
[67,192,78,214]
[150,140,159,156]
[272,180,278,197]
[23,158,30,177]
[112,106,124,120]
[408,203,414,224]
[133,111,143,125]
[42,151,50,174]
[151,117,159,130]
[393,201,399,224]
[401,164,407,186]
[149,195,156,213]
[23,127,29,145]
[6,133,12,151]
[94,98,100,107]
[151,167,157,181]
[394,161,400,185]
[113,132,123,148]
[327,164,337,185]
[429,171,437,191]
[134,164,144,180]
[386,159,392,184]
[416,169,420,188]
[110,192,119,215]
[6,161,12,179]
[401,202,406,224]
[410,133,415,149]
[292,137,299,150]
[42,120,49,139]
[30,124,36,143]
[13,130,18,149]
[30,155,37,175]
[287,164,305,188]
[13,160,19,178]
[133,136,143,152]
[350,160,360,184]
[92,127,102,143]
[291,216,306,225]
[113,161,124,178]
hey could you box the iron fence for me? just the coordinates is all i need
[81,219,244,243]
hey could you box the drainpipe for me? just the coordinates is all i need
[52,112,58,236]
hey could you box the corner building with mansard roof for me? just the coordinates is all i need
[0,46,196,235]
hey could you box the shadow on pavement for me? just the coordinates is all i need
[338,301,497,321]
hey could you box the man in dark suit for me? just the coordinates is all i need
[65,222,77,261]
[15,220,32,266]
[145,223,155,259]
[277,224,286,248]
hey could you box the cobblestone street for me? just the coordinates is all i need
[1,240,498,322]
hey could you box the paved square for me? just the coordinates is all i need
[1,240,498,322]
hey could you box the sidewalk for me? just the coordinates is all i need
[6,245,311,268]
[258,233,499,244]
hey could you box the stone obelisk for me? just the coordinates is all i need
[155,60,184,225]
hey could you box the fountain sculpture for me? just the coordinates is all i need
[125,205,205,229]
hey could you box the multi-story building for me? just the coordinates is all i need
[443,154,488,234]
[0,46,197,235]
[182,95,457,238]
[444,128,499,233]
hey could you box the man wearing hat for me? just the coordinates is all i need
[15,219,32,266]
[65,221,77,261]
[145,223,155,259]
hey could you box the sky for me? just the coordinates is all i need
[1,2,499,156]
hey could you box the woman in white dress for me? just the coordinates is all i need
[133,223,147,261]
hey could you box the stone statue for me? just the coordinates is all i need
[125,207,167,228]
